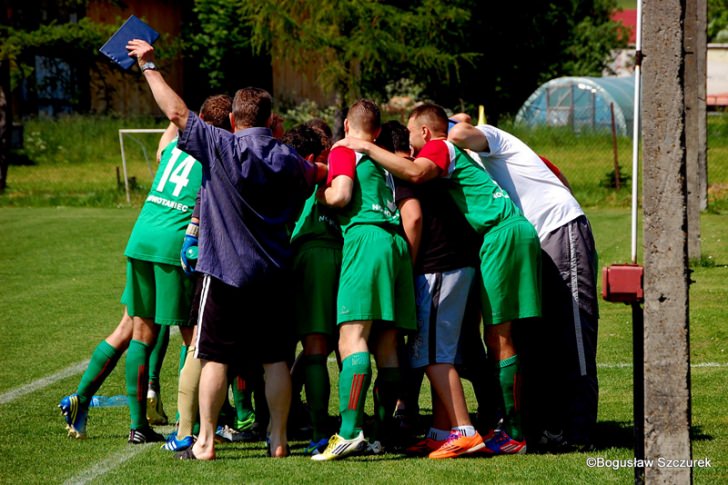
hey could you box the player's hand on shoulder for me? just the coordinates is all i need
[332,137,370,154]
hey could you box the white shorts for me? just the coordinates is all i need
[408,267,476,369]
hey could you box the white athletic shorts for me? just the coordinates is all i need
[408,267,476,369]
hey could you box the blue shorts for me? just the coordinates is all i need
[408,267,476,368]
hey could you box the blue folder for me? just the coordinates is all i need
[99,15,160,70]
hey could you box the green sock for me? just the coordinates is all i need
[76,340,122,407]
[338,352,372,440]
[303,354,330,441]
[126,339,150,429]
[232,375,255,424]
[372,367,401,443]
[147,325,169,393]
[497,354,523,441]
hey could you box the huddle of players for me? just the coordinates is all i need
[60,37,598,462]
[302,100,542,461]
[294,98,599,461]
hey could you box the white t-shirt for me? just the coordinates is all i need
[475,124,584,241]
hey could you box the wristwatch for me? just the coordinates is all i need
[140,62,158,72]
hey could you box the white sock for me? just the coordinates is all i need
[452,425,476,437]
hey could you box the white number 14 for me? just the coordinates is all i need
[156,148,195,197]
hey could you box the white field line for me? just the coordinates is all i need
[0,327,181,405]
[62,445,151,485]
[0,359,90,405]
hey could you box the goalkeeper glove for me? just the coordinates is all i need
[180,222,199,275]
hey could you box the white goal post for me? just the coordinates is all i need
[118,128,166,203]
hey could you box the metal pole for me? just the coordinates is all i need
[632,5,644,484]
[631,3,643,265]
[117,129,165,204]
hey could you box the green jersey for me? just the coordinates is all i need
[125,139,202,265]
[419,139,520,234]
[290,190,343,248]
[328,146,400,235]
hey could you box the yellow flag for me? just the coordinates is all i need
[477,105,486,125]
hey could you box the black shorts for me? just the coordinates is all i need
[194,273,295,367]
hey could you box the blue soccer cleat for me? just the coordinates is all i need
[482,429,527,455]
[161,433,195,452]
[59,394,89,439]
[304,437,329,456]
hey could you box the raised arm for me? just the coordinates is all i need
[156,122,178,162]
[334,138,440,184]
[447,122,490,152]
[126,39,189,131]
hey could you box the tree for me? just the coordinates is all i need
[436,0,627,123]
[708,0,728,41]
[185,0,272,100]
[234,0,477,137]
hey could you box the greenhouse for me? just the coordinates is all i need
[515,76,636,136]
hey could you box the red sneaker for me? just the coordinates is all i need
[405,437,445,456]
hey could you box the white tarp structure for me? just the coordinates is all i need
[515,76,635,136]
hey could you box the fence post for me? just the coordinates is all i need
[610,102,621,189]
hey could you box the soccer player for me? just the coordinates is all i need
[380,121,485,459]
[288,124,341,455]
[58,94,233,444]
[312,99,417,461]
[335,103,542,455]
[448,120,599,450]
[127,39,323,460]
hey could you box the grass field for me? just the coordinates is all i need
[2,114,728,211]
[0,207,726,484]
[1,114,726,483]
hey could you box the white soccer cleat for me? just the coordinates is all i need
[311,432,367,461]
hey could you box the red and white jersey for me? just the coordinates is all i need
[475,124,584,240]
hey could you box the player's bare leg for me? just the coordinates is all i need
[189,360,228,460]
[426,364,471,427]
[264,361,291,457]
[106,309,134,350]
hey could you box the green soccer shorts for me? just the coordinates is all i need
[479,216,542,325]
[293,242,342,337]
[336,224,416,331]
[121,257,194,326]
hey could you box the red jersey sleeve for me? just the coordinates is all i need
[326,146,357,185]
[539,155,562,177]
[417,139,450,173]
